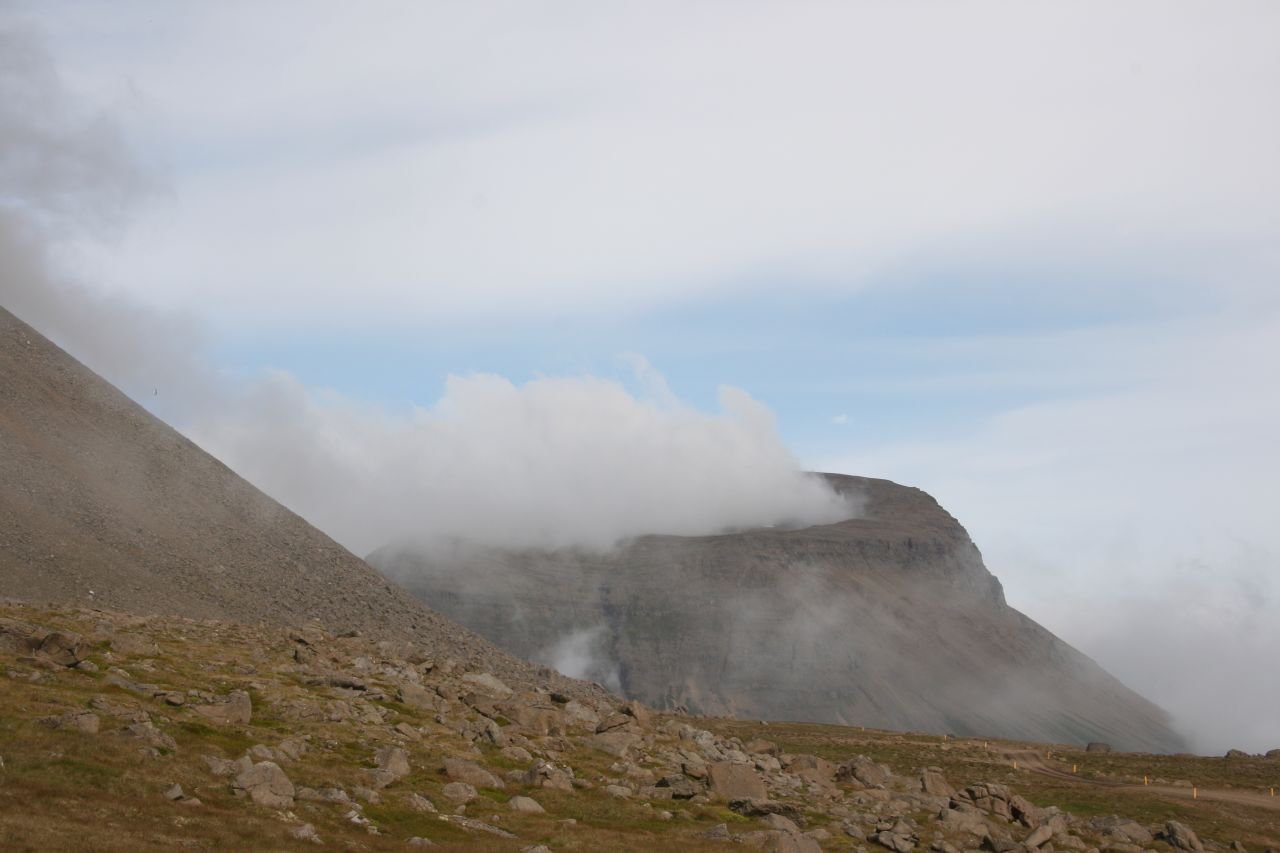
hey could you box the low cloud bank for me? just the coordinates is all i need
[188,370,850,555]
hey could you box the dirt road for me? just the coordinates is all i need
[999,749,1280,812]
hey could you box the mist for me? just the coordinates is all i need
[6,12,1277,755]
[182,369,848,554]
[1,18,846,557]
[537,625,622,694]
[0,21,209,410]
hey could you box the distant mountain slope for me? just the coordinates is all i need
[0,306,588,692]
[372,475,1188,753]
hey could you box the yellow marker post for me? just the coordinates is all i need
[1013,760,1018,770]
[1193,787,1198,800]
[1072,764,1077,773]
[1143,775,1149,786]
[1270,787,1275,797]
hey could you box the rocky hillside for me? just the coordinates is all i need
[372,476,1186,754]
[0,306,593,696]
[2,601,1275,851]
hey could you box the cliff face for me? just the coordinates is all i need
[372,476,1187,753]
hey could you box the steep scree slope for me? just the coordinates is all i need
[0,306,592,694]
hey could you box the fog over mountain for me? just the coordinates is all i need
[4,9,1278,754]
[0,21,847,555]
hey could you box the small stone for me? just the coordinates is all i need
[289,823,322,844]
[352,786,381,803]
[406,793,437,813]
[164,783,185,801]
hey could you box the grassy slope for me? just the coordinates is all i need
[1,602,1276,851]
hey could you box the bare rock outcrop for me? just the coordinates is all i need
[373,474,1187,752]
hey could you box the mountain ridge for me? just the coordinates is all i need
[371,474,1188,753]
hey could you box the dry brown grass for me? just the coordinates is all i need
[3,602,1277,850]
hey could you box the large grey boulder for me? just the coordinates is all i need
[443,757,504,789]
[920,766,954,797]
[371,745,411,788]
[708,762,767,802]
[233,761,295,808]
[838,755,889,787]
[1162,820,1205,853]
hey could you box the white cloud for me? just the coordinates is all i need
[19,1,1279,324]
[189,367,849,556]
[817,309,1280,753]
[831,414,848,425]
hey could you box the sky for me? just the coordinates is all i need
[3,1,1278,753]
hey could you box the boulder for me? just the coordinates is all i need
[233,760,295,808]
[193,690,252,725]
[920,766,954,798]
[110,634,160,657]
[441,782,477,803]
[42,710,100,734]
[729,799,802,822]
[397,682,437,710]
[1162,820,1205,853]
[622,700,651,727]
[499,702,565,736]
[405,793,437,813]
[1085,742,1112,753]
[371,745,410,788]
[122,720,177,752]
[460,672,513,698]
[588,730,641,758]
[39,631,90,666]
[562,700,600,730]
[656,775,700,799]
[837,755,889,787]
[288,823,321,844]
[1091,816,1153,846]
[708,761,767,801]
[938,806,988,838]
[443,757,504,789]
[746,739,780,756]
[521,760,575,791]
[296,786,350,803]
[1024,824,1053,848]
[508,795,546,813]
[788,754,836,785]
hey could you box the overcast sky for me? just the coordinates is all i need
[4,1,1278,753]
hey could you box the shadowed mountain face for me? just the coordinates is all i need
[0,306,598,694]
[372,476,1188,753]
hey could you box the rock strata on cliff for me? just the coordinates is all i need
[373,475,1186,753]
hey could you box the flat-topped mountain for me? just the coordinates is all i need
[372,475,1188,753]
[0,305,592,694]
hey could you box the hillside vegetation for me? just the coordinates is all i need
[1,601,1275,852]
